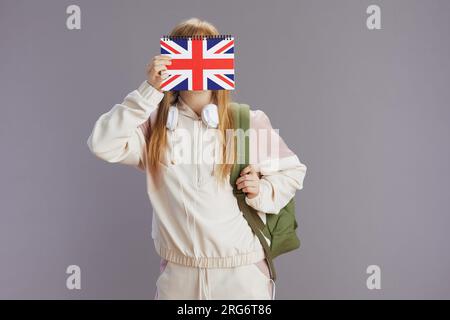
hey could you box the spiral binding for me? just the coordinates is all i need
[161,34,233,40]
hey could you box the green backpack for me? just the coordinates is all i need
[229,102,301,281]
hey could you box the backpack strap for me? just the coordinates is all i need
[229,102,277,281]
[229,102,246,188]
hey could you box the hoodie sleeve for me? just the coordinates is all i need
[244,109,307,214]
[86,80,164,171]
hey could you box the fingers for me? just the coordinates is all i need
[147,56,172,71]
[236,165,259,193]
[148,59,171,81]
[159,70,170,80]
[154,60,172,68]
[146,55,172,90]
[240,165,256,176]
[152,62,171,73]
[151,55,172,67]
[236,172,258,185]
[154,64,168,74]
[154,54,172,61]
[236,178,258,190]
[241,186,259,194]
[236,165,260,196]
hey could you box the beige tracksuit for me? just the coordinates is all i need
[87,80,307,300]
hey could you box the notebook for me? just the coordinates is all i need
[159,35,235,91]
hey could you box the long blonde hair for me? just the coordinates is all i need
[146,18,235,183]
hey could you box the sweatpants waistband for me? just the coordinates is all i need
[154,240,266,268]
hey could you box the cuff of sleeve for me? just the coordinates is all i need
[245,178,272,211]
[137,80,165,106]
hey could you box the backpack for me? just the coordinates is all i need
[229,102,301,281]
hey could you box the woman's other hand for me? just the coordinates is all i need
[236,165,261,199]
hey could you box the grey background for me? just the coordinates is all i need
[1,0,449,299]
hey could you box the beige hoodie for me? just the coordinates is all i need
[87,80,307,268]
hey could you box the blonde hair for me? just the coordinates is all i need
[146,18,235,183]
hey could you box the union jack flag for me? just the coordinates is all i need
[159,36,235,91]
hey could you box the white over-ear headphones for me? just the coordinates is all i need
[166,103,219,131]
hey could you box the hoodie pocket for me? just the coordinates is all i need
[156,259,170,287]
[251,259,271,280]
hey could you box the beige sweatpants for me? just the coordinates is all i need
[154,258,276,300]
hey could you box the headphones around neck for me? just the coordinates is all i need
[166,103,219,131]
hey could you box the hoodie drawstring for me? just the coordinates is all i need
[198,267,210,299]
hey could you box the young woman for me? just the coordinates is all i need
[87,18,307,300]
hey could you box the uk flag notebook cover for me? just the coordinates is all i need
[159,35,235,91]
